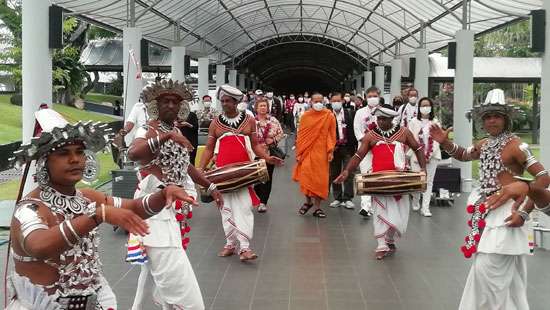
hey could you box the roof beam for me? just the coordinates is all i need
[347,0,383,44]
[263,0,279,37]
[218,0,256,44]
[323,0,338,36]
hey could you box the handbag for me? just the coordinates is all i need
[268,144,286,160]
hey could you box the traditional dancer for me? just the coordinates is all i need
[198,85,282,262]
[128,80,223,310]
[408,97,441,217]
[430,89,549,309]
[334,104,426,259]
[353,86,382,218]
[6,109,195,310]
[293,93,336,219]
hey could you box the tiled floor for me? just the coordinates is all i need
[2,158,550,309]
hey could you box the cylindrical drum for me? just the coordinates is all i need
[202,159,269,193]
[355,171,426,196]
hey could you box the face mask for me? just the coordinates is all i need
[290,96,295,100]
[366,97,379,108]
[204,101,211,108]
[344,96,351,102]
[313,102,324,111]
[331,102,343,111]
[420,106,432,115]
[298,97,304,102]
[237,103,247,112]
[409,97,417,104]
[304,103,310,110]
[266,93,273,99]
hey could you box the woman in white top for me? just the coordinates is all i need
[408,97,441,217]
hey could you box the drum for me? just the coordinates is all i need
[354,171,426,196]
[201,159,269,193]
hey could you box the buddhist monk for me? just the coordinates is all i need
[293,93,336,218]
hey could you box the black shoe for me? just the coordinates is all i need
[359,209,372,218]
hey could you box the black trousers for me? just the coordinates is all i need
[284,113,295,132]
[254,162,275,204]
[329,146,355,201]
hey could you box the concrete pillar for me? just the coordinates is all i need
[453,29,474,192]
[171,46,186,82]
[540,1,550,168]
[251,76,257,90]
[229,69,237,87]
[197,57,209,99]
[390,58,402,98]
[375,65,385,94]
[356,75,363,95]
[364,71,372,90]
[216,64,226,89]
[239,73,246,90]
[123,27,143,121]
[415,48,429,98]
[22,0,53,193]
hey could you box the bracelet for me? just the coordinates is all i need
[447,143,459,155]
[113,197,122,209]
[525,156,538,169]
[141,193,157,216]
[536,170,549,178]
[415,145,424,152]
[206,183,217,195]
[516,209,530,222]
[353,153,362,160]
[101,204,106,223]
[59,222,74,247]
[147,136,161,154]
[65,220,81,242]
[535,203,550,214]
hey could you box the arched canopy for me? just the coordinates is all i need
[54,0,542,64]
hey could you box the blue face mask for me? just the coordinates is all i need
[331,102,343,111]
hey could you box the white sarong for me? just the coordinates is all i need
[372,194,410,250]
[458,189,530,310]
[220,188,254,250]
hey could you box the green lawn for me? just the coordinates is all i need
[0,94,116,144]
[84,93,122,105]
[0,150,118,200]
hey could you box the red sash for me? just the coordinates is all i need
[371,144,396,172]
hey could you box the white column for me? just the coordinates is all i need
[239,73,246,90]
[375,65,385,93]
[22,0,52,142]
[216,64,226,89]
[390,58,402,98]
[22,0,53,194]
[415,48,429,98]
[540,1,550,168]
[171,46,186,82]
[356,75,363,95]
[123,27,142,121]
[197,57,209,99]
[453,29,474,192]
[363,71,372,90]
[229,69,237,87]
[251,77,257,90]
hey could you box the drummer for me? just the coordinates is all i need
[198,84,283,262]
[334,104,426,259]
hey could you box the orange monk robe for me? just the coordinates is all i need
[292,109,336,200]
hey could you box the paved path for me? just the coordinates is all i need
[2,156,550,309]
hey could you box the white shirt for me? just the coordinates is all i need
[396,103,418,127]
[125,101,149,145]
[353,105,377,143]
[408,118,442,161]
[333,109,345,142]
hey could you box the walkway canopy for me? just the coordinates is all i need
[54,0,540,65]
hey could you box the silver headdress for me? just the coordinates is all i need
[10,109,112,184]
[466,89,521,131]
[142,79,193,121]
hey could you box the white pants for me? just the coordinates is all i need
[411,159,439,212]
[359,154,372,212]
[221,188,254,250]
[131,247,204,310]
[372,195,410,250]
[459,253,529,310]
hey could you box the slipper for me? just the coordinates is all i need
[312,209,326,218]
[298,203,313,215]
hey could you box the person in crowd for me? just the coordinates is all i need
[113,99,122,116]
[7,108,197,309]
[253,98,285,213]
[197,95,219,129]
[329,92,357,210]
[266,91,283,121]
[128,80,223,310]
[430,89,550,309]
[353,86,382,218]
[407,97,441,217]
[334,104,426,259]
[178,110,199,165]
[396,88,419,127]
[392,95,406,111]
[304,91,311,104]
[120,94,149,147]
[198,85,282,262]
[353,95,364,110]
[343,93,355,110]
[293,94,308,130]
[284,94,297,131]
[293,93,336,219]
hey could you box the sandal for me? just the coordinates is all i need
[387,243,397,255]
[298,203,313,215]
[375,250,388,260]
[239,249,258,262]
[312,209,326,218]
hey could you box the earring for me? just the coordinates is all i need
[146,100,159,120]
[178,100,190,121]
[35,157,50,186]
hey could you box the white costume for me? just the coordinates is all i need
[408,118,441,214]
[125,101,149,145]
[395,102,417,128]
[353,105,377,213]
